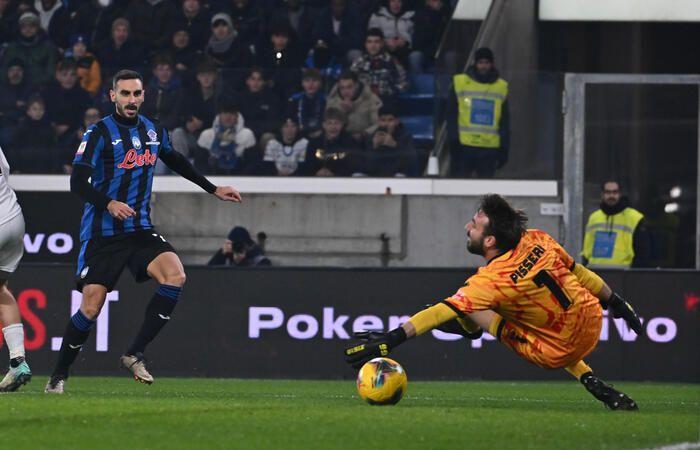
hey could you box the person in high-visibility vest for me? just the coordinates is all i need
[447,47,510,178]
[582,180,650,269]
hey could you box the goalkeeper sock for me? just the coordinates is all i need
[565,360,593,380]
[52,310,95,378]
[126,285,181,356]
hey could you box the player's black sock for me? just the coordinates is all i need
[126,285,181,356]
[52,310,95,378]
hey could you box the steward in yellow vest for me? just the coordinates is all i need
[447,47,510,178]
[582,181,650,269]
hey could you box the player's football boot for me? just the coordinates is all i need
[120,353,154,384]
[44,375,66,394]
[0,358,32,392]
[581,373,638,411]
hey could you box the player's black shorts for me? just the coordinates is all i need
[75,229,176,292]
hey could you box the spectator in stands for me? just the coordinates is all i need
[44,0,72,50]
[208,226,271,267]
[43,59,93,146]
[350,28,408,102]
[236,68,282,145]
[0,0,19,46]
[140,55,185,131]
[326,70,382,142]
[368,0,422,72]
[66,34,102,97]
[269,0,315,54]
[8,95,57,173]
[255,22,303,100]
[168,29,201,80]
[286,68,326,139]
[171,113,209,170]
[60,106,101,174]
[447,47,509,178]
[220,0,263,47]
[412,0,451,71]
[1,12,58,87]
[304,107,361,176]
[363,103,417,177]
[206,12,253,89]
[97,18,147,81]
[185,58,222,129]
[197,98,257,174]
[0,59,33,147]
[71,0,122,51]
[582,180,651,269]
[257,116,310,176]
[124,0,176,51]
[171,0,211,50]
[311,0,364,65]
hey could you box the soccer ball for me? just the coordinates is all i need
[356,357,408,405]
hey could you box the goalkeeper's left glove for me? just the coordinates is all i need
[344,328,407,369]
[602,292,643,335]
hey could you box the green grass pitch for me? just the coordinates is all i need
[2,377,698,450]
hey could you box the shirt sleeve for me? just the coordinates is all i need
[443,274,497,314]
[159,127,174,156]
[72,125,103,168]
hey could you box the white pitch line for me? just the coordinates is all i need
[636,441,700,450]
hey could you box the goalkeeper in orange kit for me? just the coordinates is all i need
[345,194,642,411]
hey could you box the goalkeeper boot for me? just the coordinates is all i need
[120,353,154,384]
[581,373,638,411]
[44,375,66,394]
[0,357,32,392]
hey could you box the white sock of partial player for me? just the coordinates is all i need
[2,323,25,360]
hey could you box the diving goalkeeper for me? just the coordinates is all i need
[345,194,642,411]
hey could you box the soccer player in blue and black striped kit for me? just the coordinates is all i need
[45,70,242,393]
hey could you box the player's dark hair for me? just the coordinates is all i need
[112,69,143,90]
[479,194,527,252]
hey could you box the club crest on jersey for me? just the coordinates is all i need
[118,149,157,169]
[132,136,142,149]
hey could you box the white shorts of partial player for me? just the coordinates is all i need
[0,213,25,276]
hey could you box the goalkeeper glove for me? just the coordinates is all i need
[344,328,407,369]
[602,292,643,334]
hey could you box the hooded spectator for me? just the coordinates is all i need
[97,18,147,81]
[311,0,364,64]
[197,98,257,174]
[326,70,382,141]
[206,12,252,89]
[1,12,58,87]
[66,34,102,96]
[208,226,271,267]
[168,29,202,80]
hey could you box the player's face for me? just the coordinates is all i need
[602,182,621,206]
[465,210,495,256]
[111,78,144,119]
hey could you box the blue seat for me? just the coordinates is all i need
[401,115,434,142]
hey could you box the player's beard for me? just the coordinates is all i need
[117,102,139,118]
[466,234,485,256]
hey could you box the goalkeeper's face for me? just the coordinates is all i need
[465,210,495,257]
[111,78,144,119]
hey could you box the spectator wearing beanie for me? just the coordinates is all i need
[208,226,271,267]
[206,12,252,89]
[66,34,102,96]
[97,18,147,81]
[1,12,58,87]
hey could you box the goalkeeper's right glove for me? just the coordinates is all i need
[603,292,643,335]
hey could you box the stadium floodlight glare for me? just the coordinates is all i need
[664,202,679,213]
[669,186,682,199]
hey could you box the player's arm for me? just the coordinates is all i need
[71,128,135,220]
[344,303,458,369]
[572,262,642,334]
[158,130,241,202]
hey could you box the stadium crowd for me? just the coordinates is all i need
[0,0,456,176]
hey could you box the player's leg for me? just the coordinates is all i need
[565,360,639,411]
[121,233,184,384]
[45,284,108,393]
[0,213,32,391]
[0,281,32,391]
